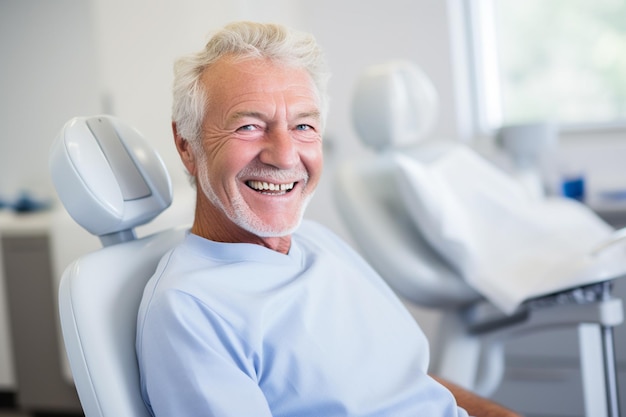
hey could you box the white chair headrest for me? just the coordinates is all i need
[351,60,438,151]
[49,115,172,237]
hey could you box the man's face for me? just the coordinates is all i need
[191,57,323,238]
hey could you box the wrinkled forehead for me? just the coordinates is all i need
[206,55,317,87]
[200,56,322,113]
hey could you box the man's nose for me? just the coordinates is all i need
[259,129,298,169]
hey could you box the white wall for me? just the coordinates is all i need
[0,0,101,202]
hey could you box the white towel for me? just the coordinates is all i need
[393,146,626,314]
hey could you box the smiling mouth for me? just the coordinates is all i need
[246,180,296,195]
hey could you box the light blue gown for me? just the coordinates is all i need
[137,220,470,417]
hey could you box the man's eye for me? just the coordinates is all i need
[237,125,257,132]
[295,124,313,131]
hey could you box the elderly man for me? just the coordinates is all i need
[136,21,519,417]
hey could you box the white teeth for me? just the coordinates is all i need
[247,180,295,193]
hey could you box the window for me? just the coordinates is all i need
[463,0,626,133]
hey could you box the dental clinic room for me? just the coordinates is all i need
[1,0,626,416]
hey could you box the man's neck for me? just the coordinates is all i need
[191,195,292,255]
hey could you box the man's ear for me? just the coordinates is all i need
[172,122,197,176]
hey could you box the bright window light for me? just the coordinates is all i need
[466,0,626,132]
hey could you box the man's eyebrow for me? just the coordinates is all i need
[295,110,321,120]
[229,110,265,121]
[229,110,321,121]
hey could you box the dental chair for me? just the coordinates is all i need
[49,115,188,417]
[334,60,625,417]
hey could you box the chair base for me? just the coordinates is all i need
[433,280,623,417]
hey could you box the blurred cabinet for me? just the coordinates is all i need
[0,212,82,415]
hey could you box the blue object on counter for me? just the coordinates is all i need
[9,192,51,213]
[561,175,585,201]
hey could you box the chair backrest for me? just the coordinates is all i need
[334,61,481,308]
[49,115,187,417]
[58,228,185,417]
[336,61,623,314]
